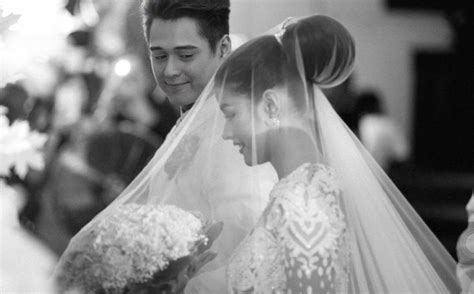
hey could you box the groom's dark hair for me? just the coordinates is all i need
[141,0,230,53]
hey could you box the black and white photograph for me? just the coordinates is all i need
[0,0,473,293]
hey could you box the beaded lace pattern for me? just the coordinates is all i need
[227,163,349,294]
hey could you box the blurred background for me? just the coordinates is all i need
[0,0,472,260]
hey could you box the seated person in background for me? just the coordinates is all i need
[355,90,409,170]
[36,126,160,255]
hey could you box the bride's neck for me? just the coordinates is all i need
[270,129,319,180]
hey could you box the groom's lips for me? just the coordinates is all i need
[166,81,188,86]
[164,81,190,91]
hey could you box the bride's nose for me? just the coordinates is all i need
[222,121,233,141]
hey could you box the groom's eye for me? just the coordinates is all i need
[180,53,194,60]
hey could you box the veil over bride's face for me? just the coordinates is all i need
[218,83,314,169]
[218,89,272,166]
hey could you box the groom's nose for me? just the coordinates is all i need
[163,56,181,77]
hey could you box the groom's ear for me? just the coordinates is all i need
[218,35,232,58]
[261,89,281,126]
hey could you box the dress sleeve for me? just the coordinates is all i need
[264,164,349,293]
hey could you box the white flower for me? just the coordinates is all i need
[58,204,207,293]
[0,107,47,178]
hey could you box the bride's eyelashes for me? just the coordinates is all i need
[224,113,235,120]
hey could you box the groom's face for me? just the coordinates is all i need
[149,17,226,107]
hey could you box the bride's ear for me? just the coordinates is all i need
[261,89,281,127]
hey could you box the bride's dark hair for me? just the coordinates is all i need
[214,15,355,108]
[281,15,355,87]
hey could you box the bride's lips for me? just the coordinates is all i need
[234,143,245,154]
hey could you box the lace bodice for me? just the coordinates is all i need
[227,163,349,294]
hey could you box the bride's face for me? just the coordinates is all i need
[219,90,270,166]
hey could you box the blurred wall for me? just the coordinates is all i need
[229,0,453,145]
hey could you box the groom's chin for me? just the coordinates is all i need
[164,87,196,107]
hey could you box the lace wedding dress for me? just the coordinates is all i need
[227,163,349,293]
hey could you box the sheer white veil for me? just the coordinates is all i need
[316,87,458,292]
[213,14,460,293]
[54,38,278,294]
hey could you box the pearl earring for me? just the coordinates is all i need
[271,117,280,128]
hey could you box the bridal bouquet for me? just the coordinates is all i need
[57,204,219,293]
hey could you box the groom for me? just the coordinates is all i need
[143,0,231,114]
[140,0,277,292]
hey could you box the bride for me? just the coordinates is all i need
[213,15,460,293]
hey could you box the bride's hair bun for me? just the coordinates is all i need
[280,15,355,88]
